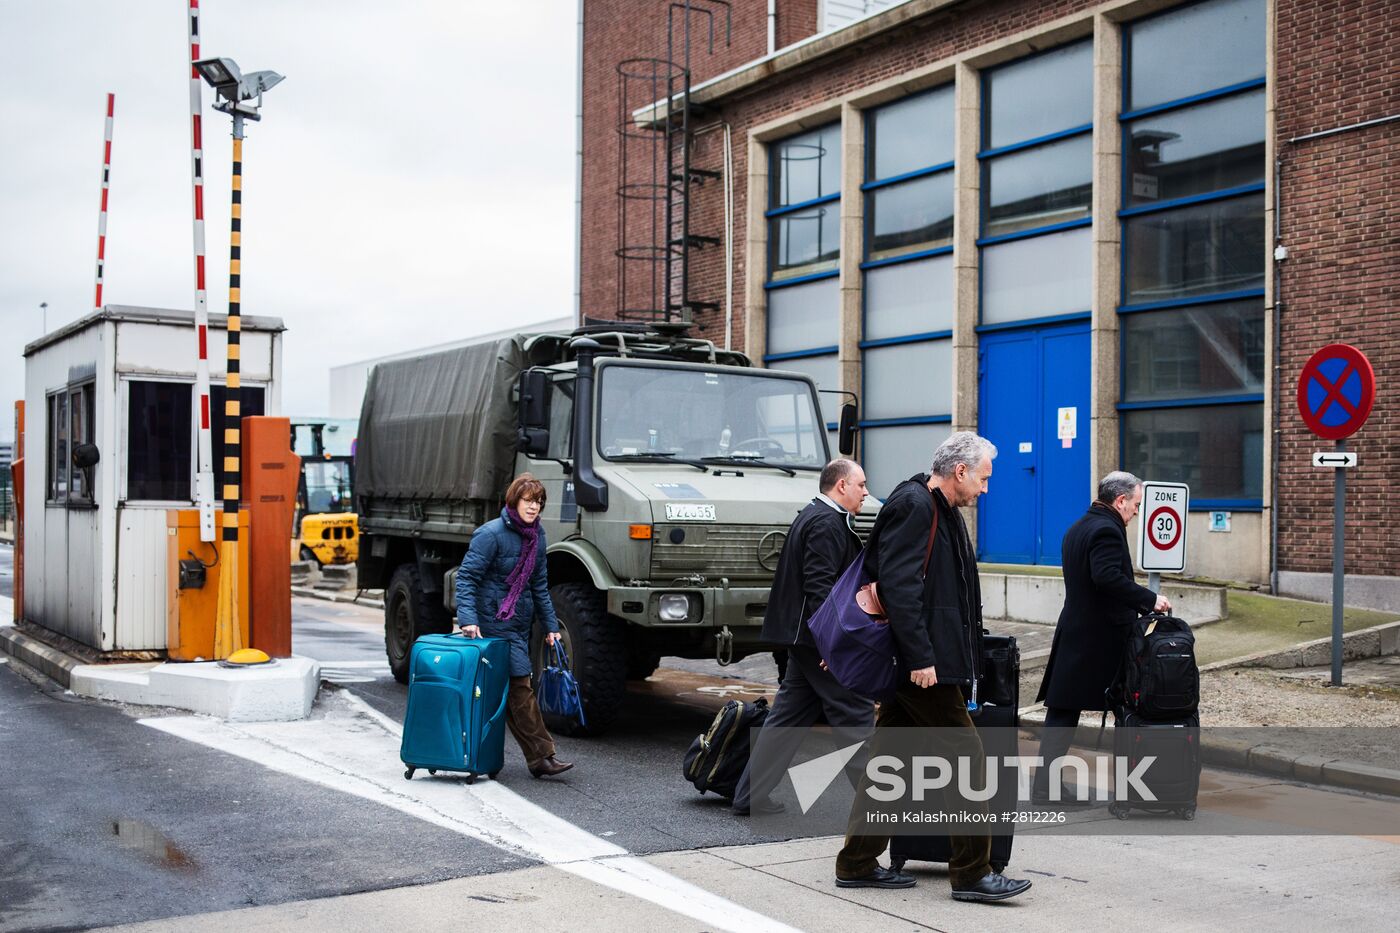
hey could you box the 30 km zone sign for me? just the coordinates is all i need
[1138,482,1189,573]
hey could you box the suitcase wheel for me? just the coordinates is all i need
[428,769,437,775]
[404,768,415,781]
[991,861,1007,874]
[1110,803,1128,820]
[465,774,477,785]
[890,857,906,872]
[489,770,501,780]
[1181,807,1196,821]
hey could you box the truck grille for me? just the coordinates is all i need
[651,524,789,582]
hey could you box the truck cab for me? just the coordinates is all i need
[356,323,860,734]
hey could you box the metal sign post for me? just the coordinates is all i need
[1297,343,1376,687]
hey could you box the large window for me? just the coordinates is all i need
[979,40,1093,328]
[127,380,193,501]
[860,85,955,497]
[766,124,843,441]
[596,365,826,468]
[125,381,266,502]
[1119,0,1266,508]
[47,382,95,505]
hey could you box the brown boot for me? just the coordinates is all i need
[530,756,574,778]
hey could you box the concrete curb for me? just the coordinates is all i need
[291,586,385,610]
[1016,706,1400,798]
[1200,619,1400,672]
[0,624,81,688]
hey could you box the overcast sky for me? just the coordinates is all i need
[0,0,577,442]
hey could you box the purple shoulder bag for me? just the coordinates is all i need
[806,499,938,702]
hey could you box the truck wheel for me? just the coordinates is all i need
[538,582,627,736]
[385,564,450,684]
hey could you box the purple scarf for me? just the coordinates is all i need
[496,505,540,620]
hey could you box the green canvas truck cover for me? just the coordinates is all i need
[355,337,526,501]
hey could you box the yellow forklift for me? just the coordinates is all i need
[291,421,358,565]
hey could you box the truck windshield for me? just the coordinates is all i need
[597,365,826,468]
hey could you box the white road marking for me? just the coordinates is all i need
[139,693,799,933]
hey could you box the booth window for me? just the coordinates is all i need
[47,382,95,505]
[209,384,266,494]
[127,381,193,501]
[1118,0,1266,508]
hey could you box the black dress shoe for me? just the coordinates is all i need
[951,872,1032,902]
[530,756,574,778]
[835,865,917,889]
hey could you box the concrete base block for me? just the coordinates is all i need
[70,657,320,721]
[1278,570,1400,613]
[1003,575,1061,624]
[981,572,1224,625]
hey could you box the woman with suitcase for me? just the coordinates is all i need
[456,473,574,778]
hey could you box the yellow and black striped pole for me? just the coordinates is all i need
[213,125,245,659]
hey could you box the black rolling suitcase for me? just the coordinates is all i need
[890,634,1019,874]
[1106,613,1201,820]
[1108,710,1200,821]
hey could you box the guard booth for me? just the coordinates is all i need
[20,306,284,653]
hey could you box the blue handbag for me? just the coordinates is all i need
[538,640,587,727]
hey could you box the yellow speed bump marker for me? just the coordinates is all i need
[219,648,273,668]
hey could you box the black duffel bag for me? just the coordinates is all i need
[683,698,769,799]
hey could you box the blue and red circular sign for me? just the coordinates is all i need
[1297,343,1375,440]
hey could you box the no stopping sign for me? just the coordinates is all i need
[1138,482,1189,573]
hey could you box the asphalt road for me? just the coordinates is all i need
[0,593,799,932]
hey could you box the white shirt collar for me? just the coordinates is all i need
[816,492,846,514]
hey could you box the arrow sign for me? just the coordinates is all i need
[1312,451,1357,468]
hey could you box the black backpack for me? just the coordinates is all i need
[1119,613,1199,719]
[682,698,769,799]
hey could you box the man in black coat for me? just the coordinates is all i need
[734,459,874,815]
[835,432,1032,904]
[1032,471,1172,802]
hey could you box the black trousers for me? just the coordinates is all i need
[836,683,992,889]
[1031,706,1083,797]
[733,645,875,811]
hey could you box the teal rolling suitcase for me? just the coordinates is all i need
[401,633,510,783]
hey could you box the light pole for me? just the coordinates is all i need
[193,56,284,660]
[39,302,47,334]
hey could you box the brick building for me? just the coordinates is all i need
[576,0,1399,605]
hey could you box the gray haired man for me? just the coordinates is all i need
[834,432,1032,903]
[1033,471,1172,802]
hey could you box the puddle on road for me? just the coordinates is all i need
[110,819,198,872]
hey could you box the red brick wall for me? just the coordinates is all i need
[580,0,819,323]
[1274,0,1400,577]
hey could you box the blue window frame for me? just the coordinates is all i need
[767,124,842,441]
[979,40,1093,328]
[1117,0,1266,508]
[860,86,956,496]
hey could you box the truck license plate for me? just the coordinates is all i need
[664,503,715,522]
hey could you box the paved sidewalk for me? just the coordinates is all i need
[91,825,1400,932]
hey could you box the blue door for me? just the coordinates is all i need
[978,322,1091,565]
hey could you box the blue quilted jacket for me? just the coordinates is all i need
[454,509,560,676]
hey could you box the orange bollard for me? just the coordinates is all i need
[166,509,249,661]
[243,416,299,658]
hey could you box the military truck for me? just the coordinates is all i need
[355,322,860,734]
